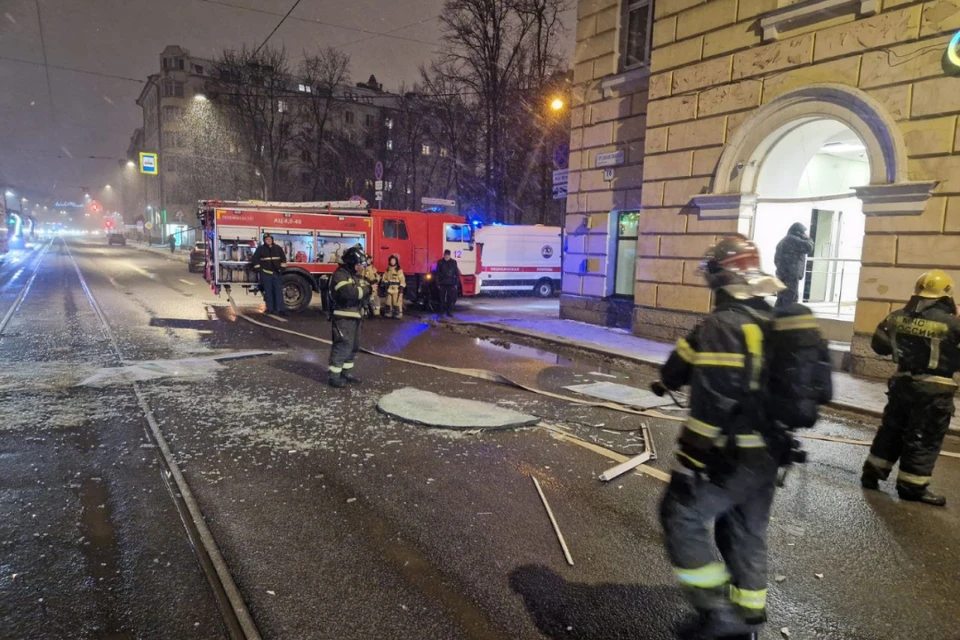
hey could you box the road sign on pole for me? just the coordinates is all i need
[139,152,158,175]
[552,169,569,200]
[374,161,384,180]
[553,142,569,170]
[421,197,457,207]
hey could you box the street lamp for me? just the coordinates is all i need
[105,184,112,190]
[550,97,564,112]
[126,160,135,168]
[4,190,12,197]
[194,93,208,102]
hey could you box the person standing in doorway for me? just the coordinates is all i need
[773,223,814,308]
[168,233,176,254]
[436,249,460,318]
[250,233,287,316]
[861,270,960,506]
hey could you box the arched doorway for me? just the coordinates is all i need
[692,84,935,346]
[750,118,869,321]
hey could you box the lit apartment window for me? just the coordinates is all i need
[614,211,640,296]
[278,100,288,113]
[421,144,431,156]
[385,117,393,130]
[344,111,355,124]
[439,147,449,158]
[386,139,393,150]
[621,0,654,70]
[298,83,312,93]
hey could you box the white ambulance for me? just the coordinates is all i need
[475,224,562,297]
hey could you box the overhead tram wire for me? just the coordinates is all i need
[195,0,438,48]
[253,0,305,56]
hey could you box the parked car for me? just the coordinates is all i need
[188,241,207,272]
[107,233,126,246]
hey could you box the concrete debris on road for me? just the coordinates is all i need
[564,381,677,410]
[77,351,278,387]
[376,387,539,430]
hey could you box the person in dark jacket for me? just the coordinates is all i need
[328,246,369,388]
[250,234,287,315]
[435,249,460,318]
[168,234,176,254]
[861,270,960,506]
[773,223,814,308]
[658,236,788,640]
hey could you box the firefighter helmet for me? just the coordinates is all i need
[914,269,954,299]
[341,246,364,267]
[700,235,785,300]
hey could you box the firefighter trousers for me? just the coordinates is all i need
[659,452,778,625]
[439,285,457,315]
[261,273,284,314]
[329,316,362,375]
[386,287,403,317]
[865,378,955,491]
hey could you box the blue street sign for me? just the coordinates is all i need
[140,152,158,175]
[553,142,569,170]
[374,161,384,180]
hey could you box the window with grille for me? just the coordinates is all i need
[345,111,355,124]
[621,0,654,70]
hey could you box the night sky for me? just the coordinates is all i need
[0,0,574,210]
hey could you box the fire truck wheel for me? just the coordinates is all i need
[534,278,554,298]
[282,274,313,313]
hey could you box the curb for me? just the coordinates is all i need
[453,319,960,436]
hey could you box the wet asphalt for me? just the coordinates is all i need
[2,238,960,640]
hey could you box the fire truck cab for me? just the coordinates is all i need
[197,200,477,313]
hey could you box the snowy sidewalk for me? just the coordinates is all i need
[454,311,960,433]
[129,241,191,264]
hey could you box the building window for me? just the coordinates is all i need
[162,131,183,147]
[421,144,431,156]
[162,106,183,123]
[194,64,204,74]
[298,83,312,93]
[162,79,184,98]
[621,0,654,70]
[365,114,375,127]
[614,211,640,296]
[344,110,355,124]
[386,139,393,151]
[439,147,449,158]
[385,117,393,130]
[278,100,288,113]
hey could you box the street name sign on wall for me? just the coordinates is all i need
[552,169,569,200]
[595,150,624,167]
[421,197,457,207]
[139,152,158,175]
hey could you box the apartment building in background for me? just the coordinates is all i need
[564,0,960,376]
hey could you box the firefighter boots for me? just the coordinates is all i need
[341,371,362,384]
[328,373,345,388]
[897,485,947,507]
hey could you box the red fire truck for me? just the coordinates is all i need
[197,200,478,312]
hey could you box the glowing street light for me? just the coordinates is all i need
[194,93,208,102]
[126,160,135,168]
[105,184,112,190]
[4,190,13,197]
[550,97,564,112]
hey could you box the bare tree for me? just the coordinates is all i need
[438,0,540,221]
[211,45,299,200]
[296,47,352,200]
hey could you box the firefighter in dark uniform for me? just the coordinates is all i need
[861,270,960,506]
[328,246,369,388]
[658,236,787,640]
[250,233,287,315]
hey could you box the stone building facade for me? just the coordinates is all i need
[563,0,960,376]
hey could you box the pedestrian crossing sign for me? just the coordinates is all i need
[140,152,158,175]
